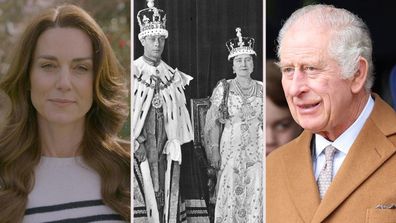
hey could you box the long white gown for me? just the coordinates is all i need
[204,79,263,223]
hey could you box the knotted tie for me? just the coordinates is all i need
[317,145,337,199]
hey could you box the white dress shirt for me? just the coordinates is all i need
[313,96,374,180]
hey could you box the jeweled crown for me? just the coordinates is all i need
[137,0,168,40]
[226,27,256,60]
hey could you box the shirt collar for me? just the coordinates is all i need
[315,95,374,157]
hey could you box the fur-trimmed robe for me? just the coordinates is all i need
[132,56,193,223]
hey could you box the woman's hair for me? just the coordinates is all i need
[266,59,288,108]
[277,4,374,92]
[0,4,130,221]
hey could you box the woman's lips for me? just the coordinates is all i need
[48,98,75,106]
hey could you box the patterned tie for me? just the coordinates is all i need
[317,145,337,199]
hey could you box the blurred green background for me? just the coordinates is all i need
[0,0,131,139]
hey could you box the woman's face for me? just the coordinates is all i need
[266,97,302,156]
[30,27,94,126]
[232,54,254,78]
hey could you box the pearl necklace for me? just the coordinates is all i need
[236,78,253,89]
[234,79,257,132]
[235,78,255,97]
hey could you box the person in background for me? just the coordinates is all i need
[132,0,194,222]
[266,59,302,156]
[267,4,396,223]
[0,4,130,222]
[204,27,263,223]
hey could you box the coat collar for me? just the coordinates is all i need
[281,130,320,222]
[282,94,396,223]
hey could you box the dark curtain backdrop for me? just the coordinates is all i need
[134,0,263,100]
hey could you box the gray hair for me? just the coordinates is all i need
[277,4,374,91]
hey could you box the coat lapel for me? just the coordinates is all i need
[282,131,321,222]
[311,95,396,223]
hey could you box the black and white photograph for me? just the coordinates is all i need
[133,0,263,222]
[0,0,130,222]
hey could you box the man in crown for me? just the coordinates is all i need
[132,0,194,222]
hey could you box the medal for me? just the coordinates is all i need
[151,71,163,109]
[152,92,163,108]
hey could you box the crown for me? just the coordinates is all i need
[225,27,256,60]
[137,0,168,40]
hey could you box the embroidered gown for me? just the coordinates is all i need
[204,79,263,223]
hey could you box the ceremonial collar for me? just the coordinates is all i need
[143,55,161,67]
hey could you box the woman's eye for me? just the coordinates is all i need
[78,66,88,71]
[40,63,57,71]
[74,65,90,73]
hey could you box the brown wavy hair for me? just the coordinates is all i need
[0,4,130,222]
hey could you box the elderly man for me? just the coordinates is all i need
[132,0,194,222]
[267,4,396,223]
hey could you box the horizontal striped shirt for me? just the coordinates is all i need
[23,156,126,223]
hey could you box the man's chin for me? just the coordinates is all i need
[298,121,320,132]
[152,51,162,56]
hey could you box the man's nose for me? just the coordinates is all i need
[154,38,159,46]
[287,69,307,96]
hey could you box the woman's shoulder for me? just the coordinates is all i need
[254,79,263,86]
[209,79,229,104]
[254,80,263,97]
[214,78,232,88]
[212,78,230,94]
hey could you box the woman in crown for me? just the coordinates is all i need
[204,27,263,222]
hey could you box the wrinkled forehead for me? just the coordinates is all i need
[280,22,333,56]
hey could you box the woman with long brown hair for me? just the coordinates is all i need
[0,4,130,222]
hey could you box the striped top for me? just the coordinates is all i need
[23,156,126,223]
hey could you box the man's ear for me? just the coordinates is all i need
[351,56,368,93]
[139,37,145,47]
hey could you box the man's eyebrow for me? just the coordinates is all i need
[276,62,289,68]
